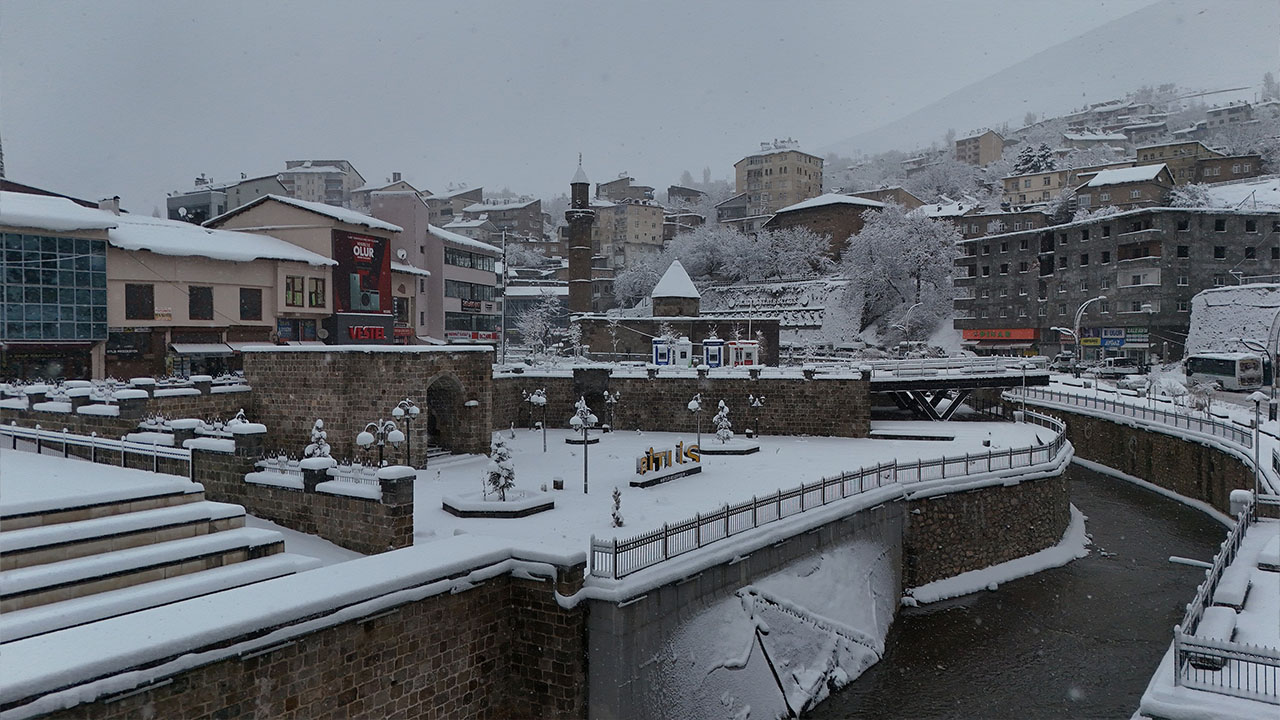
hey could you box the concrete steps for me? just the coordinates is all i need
[0,527,286,612]
[1,484,205,532]
[0,553,321,642]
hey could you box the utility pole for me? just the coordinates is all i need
[500,230,508,365]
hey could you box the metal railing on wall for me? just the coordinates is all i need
[589,407,1067,580]
[2,421,193,478]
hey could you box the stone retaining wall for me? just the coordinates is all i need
[32,574,585,720]
[0,389,251,443]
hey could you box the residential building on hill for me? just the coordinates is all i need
[1194,155,1264,184]
[279,160,365,208]
[952,205,1280,362]
[166,173,287,225]
[1001,162,1136,208]
[666,185,706,206]
[847,187,924,210]
[1135,140,1224,185]
[461,197,542,242]
[954,129,1004,166]
[761,193,884,260]
[734,138,823,217]
[1205,102,1254,127]
[422,186,483,227]
[591,198,665,271]
[596,175,654,203]
[1074,164,1175,211]
[350,173,419,212]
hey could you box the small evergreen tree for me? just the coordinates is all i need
[611,487,624,527]
[713,400,733,444]
[304,419,330,458]
[486,434,516,501]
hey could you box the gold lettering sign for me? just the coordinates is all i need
[636,444,701,475]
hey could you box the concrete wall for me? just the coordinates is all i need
[0,388,251,442]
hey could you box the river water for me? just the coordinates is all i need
[810,464,1228,719]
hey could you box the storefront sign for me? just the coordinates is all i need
[333,230,391,315]
[1101,328,1126,339]
[1126,328,1149,341]
[325,314,393,345]
[1081,337,1101,346]
[348,325,386,341]
[1101,338,1125,347]
[154,307,173,322]
[445,330,499,343]
[460,299,482,312]
[961,328,1038,341]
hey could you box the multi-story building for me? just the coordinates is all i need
[666,185,706,207]
[166,173,287,225]
[1120,121,1168,146]
[1134,140,1224,185]
[951,209,1051,241]
[1205,102,1254,127]
[595,175,654,203]
[662,210,704,243]
[591,198,665,270]
[421,186,483,227]
[714,192,770,233]
[460,197,542,242]
[847,186,924,210]
[1001,162,1135,208]
[431,225,501,344]
[954,129,1004,166]
[278,160,365,207]
[760,194,884,260]
[349,173,419,213]
[441,216,499,245]
[1194,155,1264,184]
[733,139,823,217]
[953,206,1280,362]
[1074,164,1175,212]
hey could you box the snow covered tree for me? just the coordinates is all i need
[1167,183,1217,208]
[713,400,733,444]
[657,321,678,345]
[304,419,330,458]
[611,487,624,527]
[840,203,961,339]
[565,322,583,357]
[724,227,834,281]
[1013,143,1056,174]
[485,434,516,501]
[514,290,560,356]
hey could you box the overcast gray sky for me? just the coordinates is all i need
[2,0,1163,210]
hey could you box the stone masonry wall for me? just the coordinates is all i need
[493,369,871,438]
[33,575,586,720]
[0,389,252,444]
[243,348,494,460]
[903,472,1070,588]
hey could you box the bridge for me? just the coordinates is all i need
[839,356,1052,421]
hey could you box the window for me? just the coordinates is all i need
[1274,247,1280,260]
[1014,222,1022,231]
[1177,276,1188,286]
[1058,303,1067,315]
[1131,274,1143,286]
[1081,229,1090,241]
[1019,286,1028,296]
[1246,219,1257,233]
[1177,245,1189,258]
[1018,261,1029,273]
[1101,251,1111,264]
[1101,278,1110,289]
[1131,301,1144,312]
[982,245,990,255]
[999,263,1009,275]
[1080,254,1089,266]
[1019,238,1029,251]
[1102,226,1111,238]
[1023,179,1031,188]
[125,284,154,320]
[1057,256,1067,269]
[1232,164,1241,174]
[285,276,304,307]
[1059,234,1067,246]
[240,288,262,321]
[981,266,990,277]
[1038,306,1047,317]
[1177,300,1189,312]
[308,277,326,307]
[1214,219,1226,232]
[1213,276,1225,287]
[188,286,213,321]
[445,280,496,301]
[1018,307,1027,318]
[1078,194,1091,208]
[1043,177,1051,186]
[1243,163,1252,172]
[1080,281,1089,292]
[1099,192,1110,202]
[1177,219,1190,231]
[419,311,425,326]
[1129,189,1141,199]
[980,309,989,318]
[1246,246,1256,259]
[999,288,1008,297]
[1100,301,1110,313]
[1000,242,1009,253]
[1214,246,1226,259]
[980,289,990,299]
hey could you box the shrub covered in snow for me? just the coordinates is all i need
[485,434,516,501]
[304,419,330,458]
[611,487,624,527]
[714,400,734,444]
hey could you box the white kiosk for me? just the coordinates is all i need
[703,338,725,368]
[726,340,759,367]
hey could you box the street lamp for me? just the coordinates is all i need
[892,302,924,341]
[356,419,404,467]
[1250,390,1267,498]
[1141,302,1154,368]
[603,391,620,430]
[523,388,548,451]
[1020,362,1032,417]
[688,393,703,449]
[1050,325,1078,375]
[569,396,598,494]
[748,394,765,438]
[391,398,420,468]
[1065,295,1106,371]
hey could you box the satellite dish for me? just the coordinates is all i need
[317,328,330,340]
[396,248,408,260]
[177,207,188,218]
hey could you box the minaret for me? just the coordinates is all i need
[566,156,596,314]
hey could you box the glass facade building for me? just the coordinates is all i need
[2,233,109,342]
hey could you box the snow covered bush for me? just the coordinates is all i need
[713,400,733,444]
[304,419,330,458]
[486,434,516,501]
[611,487,624,528]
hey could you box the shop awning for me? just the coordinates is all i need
[226,341,275,352]
[962,340,1033,350]
[170,343,234,356]
[285,340,326,346]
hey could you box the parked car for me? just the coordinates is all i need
[1090,357,1143,378]
[1049,352,1076,372]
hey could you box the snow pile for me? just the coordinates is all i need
[0,192,118,233]
[1203,175,1280,210]
[1185,284,1280,357]
[1083,163,1166,187]
[109,212,335,266]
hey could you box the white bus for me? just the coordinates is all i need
[1184,352,1265,391]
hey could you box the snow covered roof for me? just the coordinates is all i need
[390,261,430,277]
[651,260,700,299]
[0,192,119,232]
[428,224,501,255]
[206,194,402,233]
[1083,164,1169,188]
[280,164,346,175]
[572,164,589,184]
[110,213,335,266]
[423,186,481,200]
[462,199,538,213]
[1201,175,1280,210]
[1063,132,1128,142]
[922,196,981,218]
[443,218,492,228]
[775,193,885,214]
[504,285,568,297]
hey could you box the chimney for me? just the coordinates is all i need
[98,196,121,215]
[392,172,402,182]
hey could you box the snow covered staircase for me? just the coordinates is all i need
[425,445,452,461]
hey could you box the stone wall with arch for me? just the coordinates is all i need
[242,346,494,461]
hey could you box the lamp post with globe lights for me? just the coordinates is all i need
[390,399,420,468]
[569,397,598,494]
[688,393,703,449]
[356,419,404,467]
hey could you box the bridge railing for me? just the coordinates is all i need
[589,407,1067,580]
[1006,386,1254,449]
[1173,495,1280,705]
[864,355,1048,378]
[2,421,193,478]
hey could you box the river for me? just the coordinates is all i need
[810,464,1228,719]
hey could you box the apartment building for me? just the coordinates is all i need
[421,186,483,227]
[952,210,1051,241]
[954,129,1004,166]
[734,139,823,217]
[760,193,884,260]
[350,173,418,213]
[596,175,655,203]
[953,206,1280,361]
[460,197,542,242]
[591,198,665,270]
[1001,162,1135,208]
[166,173,287,225]
[1205,102,1254,127]
[1194,155,1264,184]
[1074,164,1175,212]
[430,225,501,344]
[1135,140,1224,185]
[847,187,924,210]
[279,160,366,207]
[666,185,706,206]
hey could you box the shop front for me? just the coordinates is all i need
[960,328,1039,356]
[0,342,95,380]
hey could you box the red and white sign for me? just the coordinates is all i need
[348,325,386,341]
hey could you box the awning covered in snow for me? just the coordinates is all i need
[170,343,233,356]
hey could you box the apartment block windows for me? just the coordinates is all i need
[285,276,304,307]
[1038,306,1047,317]
[1099,301,1110,313]
[1177,300,1189,312]
[1131,301,1144,313]
[1214,246,1226,259]
[1213,276,1225,287]
[999,264,1009,275]
[240,288,262,321]
[1000,242,1009,253]
[1101,251,1111,264]
[125,284,154,321]
[1019,237,1029,251]
[1019,261,1029,273]
[1081,229,1090,241]
[982,245,991,255]
[1245,219,1257,233]
[1080,254,1089,266]
[1101,278,1110,289]
[1246,246,1256,259]
[1057,256,1067,269]
[308,278,326,308]
[1177,219,1189,231]
[1102,226,1111,238]
[1274,247,1280,260]
[188,286,213,321]
[1214,219,1226,232]
[981,266,990,277]
[1099,192,1110,202]
[1177,245,1189,258]
[1129,189,1141,199]
[1059,234,1068,246]
[1080,281,1089,292]
[1177,276,1188,286]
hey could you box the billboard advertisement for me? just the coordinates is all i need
[333,230,391,315]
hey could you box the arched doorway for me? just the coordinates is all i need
[424,374,465,452]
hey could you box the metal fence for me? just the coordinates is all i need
[1172,495,1280,704]
[589,408,1067,579]
[1008,386,1254,449]
[1,421,193,478]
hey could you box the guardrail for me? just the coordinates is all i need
[1007,386,1254,449]
[2,421,193,478]
[589,407,1067,579]
[1173,495,1280,705]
